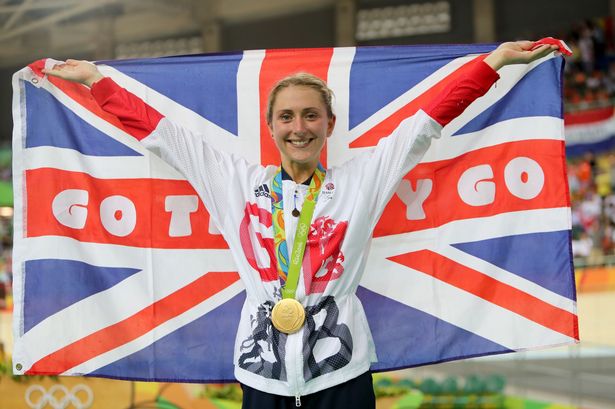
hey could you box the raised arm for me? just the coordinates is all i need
[425,40,562,127]
[353,39,565,221]
[42,60,162,139]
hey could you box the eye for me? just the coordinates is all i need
[279,113,292,122]
[305,112,319,120]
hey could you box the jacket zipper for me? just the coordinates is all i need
[287,329,304,407]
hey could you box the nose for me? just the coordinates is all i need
[292,117,307,135]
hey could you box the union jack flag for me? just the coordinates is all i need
[11,44,578,382]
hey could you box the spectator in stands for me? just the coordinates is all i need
[578,24,595,74]
[572,231,594,258]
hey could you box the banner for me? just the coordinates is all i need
[12,45,578,382]
[565,106,615,156]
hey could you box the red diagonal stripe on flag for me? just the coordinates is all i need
[350,55,488,148]
[28,59,129,135]
[389,250,579,340]
[26,271,240,375]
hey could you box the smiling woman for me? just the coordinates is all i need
[268,79,336,184]
[40,39,563,409]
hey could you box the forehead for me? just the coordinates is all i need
[273,85,325,110]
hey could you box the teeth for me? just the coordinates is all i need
[290,140,309,146]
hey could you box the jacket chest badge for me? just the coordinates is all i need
[320,182,335,201]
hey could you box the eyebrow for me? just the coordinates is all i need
[276,107,322,113]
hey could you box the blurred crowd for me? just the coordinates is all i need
[563,17,615,264]
[563,17,615,111]
[569,152,615,263]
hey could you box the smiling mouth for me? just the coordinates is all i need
[287,139,313,147]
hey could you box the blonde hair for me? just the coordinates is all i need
[266,72,334,125]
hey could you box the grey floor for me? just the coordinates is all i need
[395,343,615,409]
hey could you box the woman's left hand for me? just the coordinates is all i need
[484,40,560,71]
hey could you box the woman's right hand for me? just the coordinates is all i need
[42,59,105,88]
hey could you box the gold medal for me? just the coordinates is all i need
[271,298,305,334]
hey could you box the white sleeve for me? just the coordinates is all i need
[345,109,442,225]
[141,118,263,232]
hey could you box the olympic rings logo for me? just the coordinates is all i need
[25,384,94,409]
[297,224,309,236]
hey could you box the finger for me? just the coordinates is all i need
[516,40,534,50]
[42,67,62,76]
[42,62,66,72]
[41,68,60,77]
[541,44,559,55]
[42,63,71,76]
[530,44,552,56]
[528,44,556,61]
[532,44,551,52]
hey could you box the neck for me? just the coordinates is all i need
[282,161,318,184]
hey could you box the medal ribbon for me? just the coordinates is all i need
[270,164,325,299]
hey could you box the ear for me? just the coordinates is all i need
[326,115,336,138]
[267,121,274,137]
